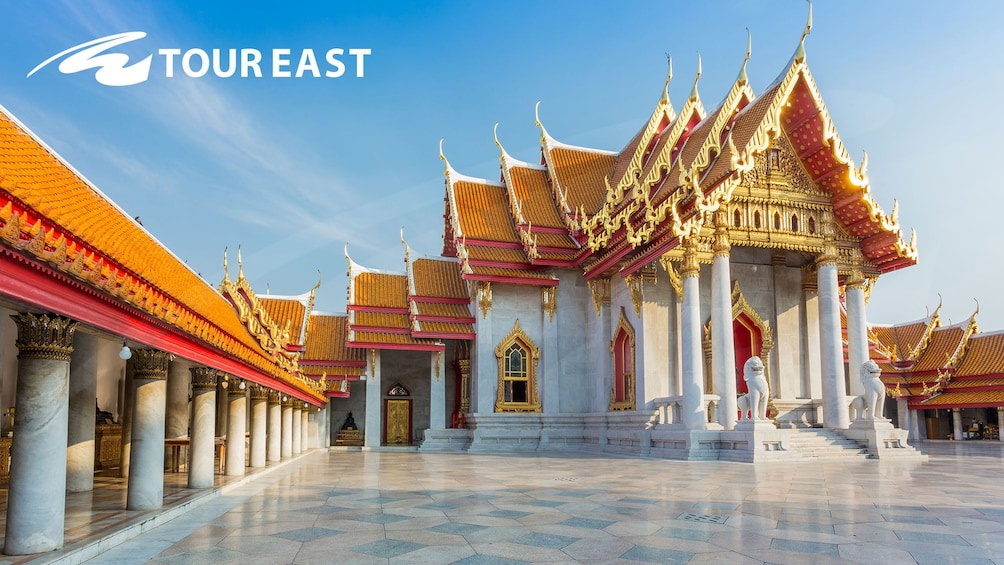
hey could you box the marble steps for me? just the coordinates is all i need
[785,428,872,459]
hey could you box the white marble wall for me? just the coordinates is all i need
[0,307,17,433]
[380,349,432,442]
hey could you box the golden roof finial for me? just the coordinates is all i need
[343,242,352,262]
[223,246,230,281]
[236,245,245,280]
[689,52,702,102]
[400,226,412,264]
[974,297,981,317]
[311,270,322,293]
[439,138,451,176]
[661,54,673,103]
[738,28,751,85]
[795,0,813,63]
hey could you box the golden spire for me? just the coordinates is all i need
[222,246,230,281]
[661,54,673,104]
[236,245,245,280]
[400,226,412,263]
[737,28,751,85]
[689,52,702,102]
[795,0,813,63]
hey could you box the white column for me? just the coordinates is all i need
[281,397,293,458]
[998,408,1004,442]
[165,358,191,439]
[542,291,560,413]
[817,226,849,429]
[126,349,169,510]
[215,379,229,437]
[119,356,134,479]
[430,350,446,429]
[897,397,910,436]
[680,244,706,429]
[845,270,869,398]
[710,213,737,430]
[67,331,97,493]
[248,385,267,467]
[910,408,923,441]
[225,379,246,476]
[292,404,302,454]
[323,405,331,448]
[300,404,309,451]
[365,349,382,447]
[188,368,217,489]
[307,409,317,449]
[953,408,963,441]
[4,314,77,555]
[267,390,281,462]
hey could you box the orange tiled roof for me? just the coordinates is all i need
[954,332,1004,377]
[0,111,320,401]
[453,180,521,244]
[921,390,1004,408]
[354,311,410,330]
[412,258,469,299]
[300,364,366,377]
[349,330,437,347]
[413,302,472,319]
[508,166,566,230]
[302,314,365,365]
[353,272,408,309]
[260,297,307,345]
[912,326,965,373]
[547,147,616,215]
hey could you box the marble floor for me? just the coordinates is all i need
[69,440,1004,565]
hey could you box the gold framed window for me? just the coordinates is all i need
[495,320,541,412]
[610,307,636,411]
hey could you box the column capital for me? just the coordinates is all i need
[248,383,269,401]
[226,378,246,397]
[282,396,297,408]
[712,209,731,258]
[133,349,170,380]
[11,312,78,362]
[815,209,838,267]
[189,367,218,390]
[268,389,282,404]
[680,240,700,278]
[845,269,866,290]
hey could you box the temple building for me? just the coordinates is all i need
[4,14,1004,557]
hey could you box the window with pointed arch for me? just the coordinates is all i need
[610,308,636,411]
[494,320,541,412]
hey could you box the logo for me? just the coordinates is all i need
[28,32,371,86]
[28,32,152,86]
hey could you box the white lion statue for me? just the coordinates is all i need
[859,363,883,419]
[738,356,769,421]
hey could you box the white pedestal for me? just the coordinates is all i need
[842,418,927,460]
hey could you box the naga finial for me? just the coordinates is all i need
[439,138,451,176]
[796,0,813,62]
[738,28,751,84]
[662,54,673,102]
[312,270,322,292]
[343,242,351,262]
[689,52,702,101]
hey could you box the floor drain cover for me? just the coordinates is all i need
[677,513,727,524]
[554,477,578,482]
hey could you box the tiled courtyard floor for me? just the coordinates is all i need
[81,440,1004,564]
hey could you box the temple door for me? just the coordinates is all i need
[384,399,411,445]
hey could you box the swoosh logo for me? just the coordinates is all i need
[27,32,152,86]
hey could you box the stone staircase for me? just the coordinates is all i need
[785,427,872,460]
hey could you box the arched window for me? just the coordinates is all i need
[610,308,636,411]
[773,212,781,230]
[753,210,762,229]
[733,208,742,227]
[495,320,541,412]
[808,216,816,234]
[791,214,799,232]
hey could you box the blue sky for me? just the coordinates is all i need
[2,1,1003,330]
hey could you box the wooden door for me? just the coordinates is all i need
[384,399,411,445]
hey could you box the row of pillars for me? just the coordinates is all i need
[679,210,863,431]
[3,312,328,555]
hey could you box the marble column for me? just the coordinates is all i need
[281,396,293,458]
[430,350,446,429]
[215,379,229,438]
[897,398,910,438]
[267,390,282,462]
[680,244,706,429]
[322,404,331,448]
[817,216,849,429]
[165,358,191,441]
[126,349,170,511]
[300,403,309,451]
[845,269,869,398]
[307,407,318,449]
[119,356,134,478]
[998,408,1004,442]
[292,403,302,454]
[365,349,382,446]
[248,384,267,467]
[952,408,963,441]
[710,212,737,429]
[225,378,246,476]
[67,331,98,493]
[188,367,217,489]
[4,313,77,555]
